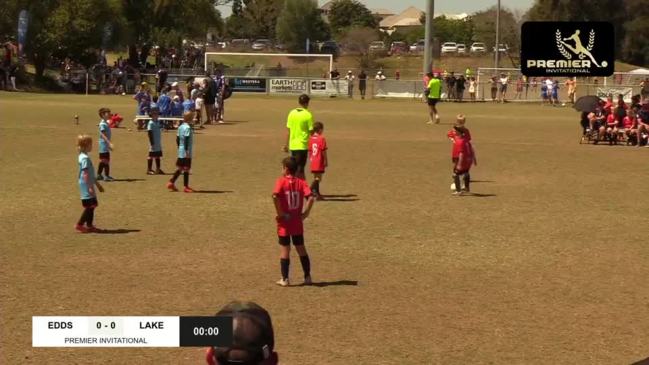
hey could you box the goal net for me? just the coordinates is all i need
[204,52,333,78]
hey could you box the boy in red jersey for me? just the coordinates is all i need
[308,122,328,200]
[272,157,316,287]
[447,114,472,142]
[451,126,476,196]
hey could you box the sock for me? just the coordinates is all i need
[453,173,462,192]
[463,173,471,191]
[104,164,110,177]
[77,208,91,226]
[183,171,189,187]
[312,180,320,195]
[87,208,95,226]
[97,163,104,176]
[170,170,181,183]
[147,159,153,171]
[155,158,161,170]
[299,255,311,278]
[280,258,290,280]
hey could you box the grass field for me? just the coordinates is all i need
[3,92,649,364]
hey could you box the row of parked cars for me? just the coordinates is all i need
[368,40,510,56]
[440,42,509,54]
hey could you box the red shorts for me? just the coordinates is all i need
[276,216,303,236]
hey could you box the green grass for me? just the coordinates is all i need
[3,92,649,364]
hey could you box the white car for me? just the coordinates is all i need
[470,42,486,53]
[441,42,457,54]
[251,39,272,51]
[456,44,466,54]
[493,43,509,53]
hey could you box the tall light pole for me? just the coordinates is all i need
[494,0,501,70]
[423,0,434,76]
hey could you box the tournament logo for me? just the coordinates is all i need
[521,22,614,77]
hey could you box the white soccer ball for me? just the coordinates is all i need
[122,92,126,96]
[561,102,566,107]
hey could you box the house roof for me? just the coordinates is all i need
[372,8,395,16]
[380,6,423,28]
[320,0,334,11]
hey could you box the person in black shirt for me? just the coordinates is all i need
[330,68,340,80]
[155,67,167,94]
[358,70,367,100]
[456,75,466,103]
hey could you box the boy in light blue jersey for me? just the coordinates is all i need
[167,111,195,193]
[96,107,114,181]
[76,135,104,233]
[146,107,165,175]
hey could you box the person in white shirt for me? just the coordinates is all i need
[499,73,509,103]
[345,70,355,98]
[545,78,554,104]
[375,70,386,81]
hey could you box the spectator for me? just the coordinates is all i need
[358,70,367,100]
[205,301,278,365]
[214,69,226,123]
[640,78,649,103]
[203,72,216,124]
[468,77,476,102]
[345,70,354,98]
[171,81,184,102]
[445,72,456,100]
[395,69,400,80]
[329,68,340,80]
[499,73,509,103]
[565,77,577,104]
[514,77,523,100]
[155,66,168,94]
[456,75,466,102]
[551,80,560,106]
[375,70,386,81]
[489,76,498,102]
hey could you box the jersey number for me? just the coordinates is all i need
[311,144,318,157]
[285,191,300,210]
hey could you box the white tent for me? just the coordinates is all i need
[628,68,649,74]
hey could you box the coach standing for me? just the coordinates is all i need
[203,71,216,124]
[426,72,442,124]
[283,94,313,179]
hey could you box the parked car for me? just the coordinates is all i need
[493,43,509,53]
[441,42,458,54]
[369,41,386,53]
[274,43,287,51]
[320,40,339,56]
[251,39,272,51]
[456,44,466,55]
[470,42,486,54]
[230,39,250,50]
[389,41,409,55]
[410,39,425,53]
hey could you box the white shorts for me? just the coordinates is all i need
[195,98,204,109]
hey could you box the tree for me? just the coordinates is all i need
[622,0,649,66]
[328,0,377,36]
[276,0,330,52]
[243,0,284,39]
[340,27,379,69]
[471,6,519,52]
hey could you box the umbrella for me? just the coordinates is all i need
[573,95,602,113]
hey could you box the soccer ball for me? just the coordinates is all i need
[561,102,566,107]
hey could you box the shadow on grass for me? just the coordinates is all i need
[466,193,497,198]
[320,194,359,202]
[193,190,234,194]
[307,280,358,287]
[94,229,141,234]
[630,358,649,365]
[109,178,146,182]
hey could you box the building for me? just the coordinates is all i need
[379,6,424,35]
[371,8,395,21]
[320,0,334,21]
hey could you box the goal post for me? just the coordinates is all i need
[204,52,333,78]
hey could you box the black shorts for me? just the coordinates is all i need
[291,150,308,173]
[278,235,304,246]
[149,151,163,158]
[99,152,110,161]
[427,98,439,106]
[176,158,192,169]
[81,197,98,208]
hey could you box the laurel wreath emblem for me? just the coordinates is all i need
[556,29,572,59]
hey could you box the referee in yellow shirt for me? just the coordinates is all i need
[426,72,442,124]
[283,94,314,179]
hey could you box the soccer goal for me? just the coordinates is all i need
[204,52,333,78]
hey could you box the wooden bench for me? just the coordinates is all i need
[133,116,184,130]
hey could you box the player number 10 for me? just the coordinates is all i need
[285,191,300,210]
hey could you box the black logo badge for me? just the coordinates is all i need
[521,22,614,77]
